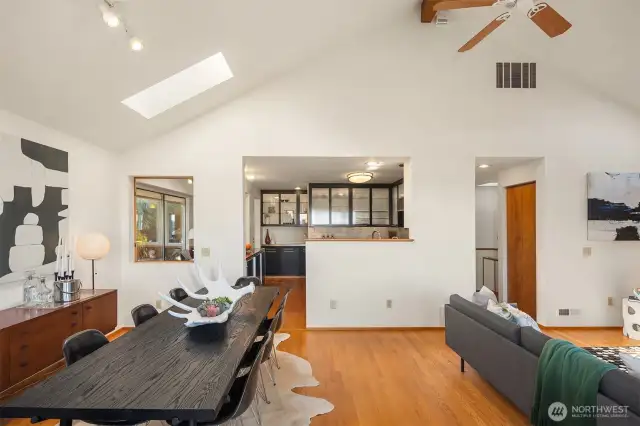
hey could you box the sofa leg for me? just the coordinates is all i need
[460,358,465,373]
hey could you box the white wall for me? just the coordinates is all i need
[475,187,499,292]
[475,187,498,249]
[0,110,120,310]
[115,21,640,327]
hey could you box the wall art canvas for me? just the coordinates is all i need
[0,132,68,283]
[587,172,640,241]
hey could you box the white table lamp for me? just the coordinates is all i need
[77,233,110,290]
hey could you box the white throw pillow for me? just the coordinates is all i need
[472,286,498,308]
[505,304,541,331]
[487,299,516,322]
[620,353,640,379]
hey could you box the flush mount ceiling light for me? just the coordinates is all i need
[478,164,491,169]
[295,186,301,190]
[187,179,193,184]
[121,52,233,118]
[347,172,373,184]
[478,182,499,187]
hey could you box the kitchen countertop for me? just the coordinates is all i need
[305,239,414,242]
[263,243,305,247]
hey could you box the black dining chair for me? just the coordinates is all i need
[233,276,262,289]
[169,287,188,302]
[257,288,290,368]
[131,304,158,327]
[62,329,109,366]
[181,332,269,426]
[62,330,141,426]
[237,311,281,404]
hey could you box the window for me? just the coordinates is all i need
[134,178,194,262]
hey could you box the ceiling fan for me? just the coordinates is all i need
[429,0,572,52]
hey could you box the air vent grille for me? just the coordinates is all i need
[496,62,536,89]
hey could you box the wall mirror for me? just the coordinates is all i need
[134,177,194,262]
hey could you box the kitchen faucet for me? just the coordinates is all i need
[371,230,381,240]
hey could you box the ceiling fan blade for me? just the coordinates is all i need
[434,0,496,11]
[528,2,572,38]
[459,12,511,52]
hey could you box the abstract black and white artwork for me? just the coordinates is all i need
[0,132,68,283]
[587,172,640,241]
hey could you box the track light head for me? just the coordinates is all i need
[99,3,120,28]
[129,36,144,51]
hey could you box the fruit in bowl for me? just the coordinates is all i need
[197,297,233,318]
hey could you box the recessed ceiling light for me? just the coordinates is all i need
[246,175,255,181]
[347,172,373,184]
[365,161,384,168]
[121,52,233,118]
[478,182,499,187]
[478,164,491,169]
[187,179,193,184]
[295,187,301,190]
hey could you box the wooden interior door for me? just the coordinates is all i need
[506,182,537,319]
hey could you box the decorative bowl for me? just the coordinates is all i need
[159,262,255,327]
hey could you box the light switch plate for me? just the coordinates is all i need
[201,247,211,257]
[583,247,592,257]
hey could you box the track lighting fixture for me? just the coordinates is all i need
[99,0,145,51]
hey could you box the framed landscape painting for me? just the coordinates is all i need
[587,172,640,241]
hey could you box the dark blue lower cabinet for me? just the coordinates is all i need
[264,246,305,277]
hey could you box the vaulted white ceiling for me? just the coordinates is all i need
[0,0,416,150]
[1,0,639,151]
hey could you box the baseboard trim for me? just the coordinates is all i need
[540,326,622,330]
[305,327,445,331]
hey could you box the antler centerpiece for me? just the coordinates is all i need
[158,262,255,327]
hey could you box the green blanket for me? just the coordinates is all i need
[531,339,616,426]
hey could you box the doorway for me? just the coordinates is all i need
[506,182,537,319]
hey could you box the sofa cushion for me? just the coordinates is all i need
[521,326,551,356]
[449,294,520,344]
[600,368,640,417]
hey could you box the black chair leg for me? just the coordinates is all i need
[460,358,465,373]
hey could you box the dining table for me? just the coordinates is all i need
[0,286,279,426]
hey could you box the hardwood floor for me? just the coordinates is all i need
[264,276,306,330]
[4,292,637,426]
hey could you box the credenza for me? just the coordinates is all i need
[0,289,117,394]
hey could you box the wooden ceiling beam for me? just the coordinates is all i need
[421,0,440,23]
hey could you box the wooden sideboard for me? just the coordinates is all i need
[0,289,117,394]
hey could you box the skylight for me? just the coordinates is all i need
[121,52,233,119]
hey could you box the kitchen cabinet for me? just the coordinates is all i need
[265,247,279,275]
[280,247,300,276]
[264,246,305,276]
[261,190,308,227]
[308,184,395,227]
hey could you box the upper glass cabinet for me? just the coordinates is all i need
[261,190,308,226]
[310,188,330,225]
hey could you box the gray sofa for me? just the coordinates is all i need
[445,294,640,425]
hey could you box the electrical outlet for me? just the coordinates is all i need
[155,299,162,309]
[386,299,393,309]
[330,300,337,310]
[201,247,211,257]
[608,297,614,306]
